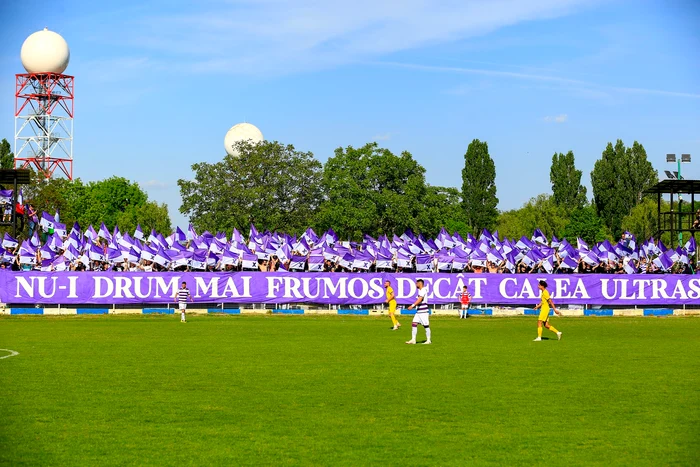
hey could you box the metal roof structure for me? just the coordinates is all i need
[644,179,700,195]
[0,169,31,185]
[644,179,699,250]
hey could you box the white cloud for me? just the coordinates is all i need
[372,133,392,141]
[141,180,168,189]
[381,61,700,100]
[93,0,592,75]
[544,114,568,123]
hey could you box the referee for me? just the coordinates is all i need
[174,281,193,322]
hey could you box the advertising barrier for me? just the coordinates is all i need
[1,271,699,306]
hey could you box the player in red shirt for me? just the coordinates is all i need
[459,285,471,319]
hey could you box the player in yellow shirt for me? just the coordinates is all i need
[533,280,562,341]
[384,280,401,330]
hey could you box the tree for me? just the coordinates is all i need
[591,140,658,237]
[77,176,148,230]
[415,186,467,238]
[0,138,13,170]
[179,140,323,234]
[22,172,171,238]
[496,194,568,241]
[562,205,609,244]
[316,143,426,240]
[620,198,669,244]
[550,150,586,210]
[462,139,498,233]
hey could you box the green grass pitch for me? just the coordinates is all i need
[1,314,698,466]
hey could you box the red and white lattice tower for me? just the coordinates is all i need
[14,28,73,179]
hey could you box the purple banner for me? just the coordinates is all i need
[1,271,699,306]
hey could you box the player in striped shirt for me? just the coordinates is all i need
[459,285,471,319]
[406,279,431,345]
[174,281,192,322]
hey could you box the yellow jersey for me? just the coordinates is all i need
[386,286,396,306]
[539,289,551,320]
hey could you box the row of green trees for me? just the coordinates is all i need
[21,174,172,236]
[0,135,668,245]
[178,137,663,244]
[0,138,172,239]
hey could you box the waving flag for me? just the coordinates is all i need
[88,243,106,262]
[69,222,81,237]
[174,226,187,242]
[148,229,159,245]
[98,222,111,240]
[190,249,207,270]
[241,253,258,270]
[624,259,638,274]
[352,251,374,271]
[436,254,453,272]
[153,245,172,267]
[308,255,325,272]
[39,212,55,231]
[0,189,12,204]
[577,238,589,251]
[684,237,696,255]
[516,236,532,251]
[415,254,434,272]
[504,252,517,273]
[551,235,560,248]
[396,252,412,269]
[137,243,153,262]
[19,249,36,265]
[30,230,41,248]
[542,256,555,274]
[532,228,547,245]
[2,233,18,250]
[581,251,600,266]
[657,239,667,253]
[84,225,97,241]
[186,224,198,241]
[653,252,673,271]
[375,251,393,270]
[324,228,338,245]
[131,224,143,241]
[51,255,69,271]
[54,223,67,237]
[487,249,504,266]
[559,256,579,271]
[64,245,80,261]
[15,188,25,215]
[478,229,493,243]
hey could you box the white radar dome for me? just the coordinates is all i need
[224,123,264,157]
[21,28,70,74]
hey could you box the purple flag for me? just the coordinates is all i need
[2,233,18,250]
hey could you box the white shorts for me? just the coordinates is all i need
[461,304,469,310]
[178,303,187,311]
[412,312,430,327]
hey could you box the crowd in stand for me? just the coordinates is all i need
[0,207,696,274]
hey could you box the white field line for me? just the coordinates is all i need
[0,349,19,360]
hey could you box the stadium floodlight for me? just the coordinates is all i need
[664,170,676,179]
[666,154,676,163]
[681,154,691,163]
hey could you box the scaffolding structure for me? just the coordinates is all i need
[14,72,74,179]
[644,179,700,249]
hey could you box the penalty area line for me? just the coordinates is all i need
[0,349,19,360]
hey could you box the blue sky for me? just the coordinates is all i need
[1,0,699,230]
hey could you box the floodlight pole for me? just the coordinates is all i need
[667,153,692,248]
[678,158,682,248]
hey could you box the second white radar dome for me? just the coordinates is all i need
[224,123,264,157]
